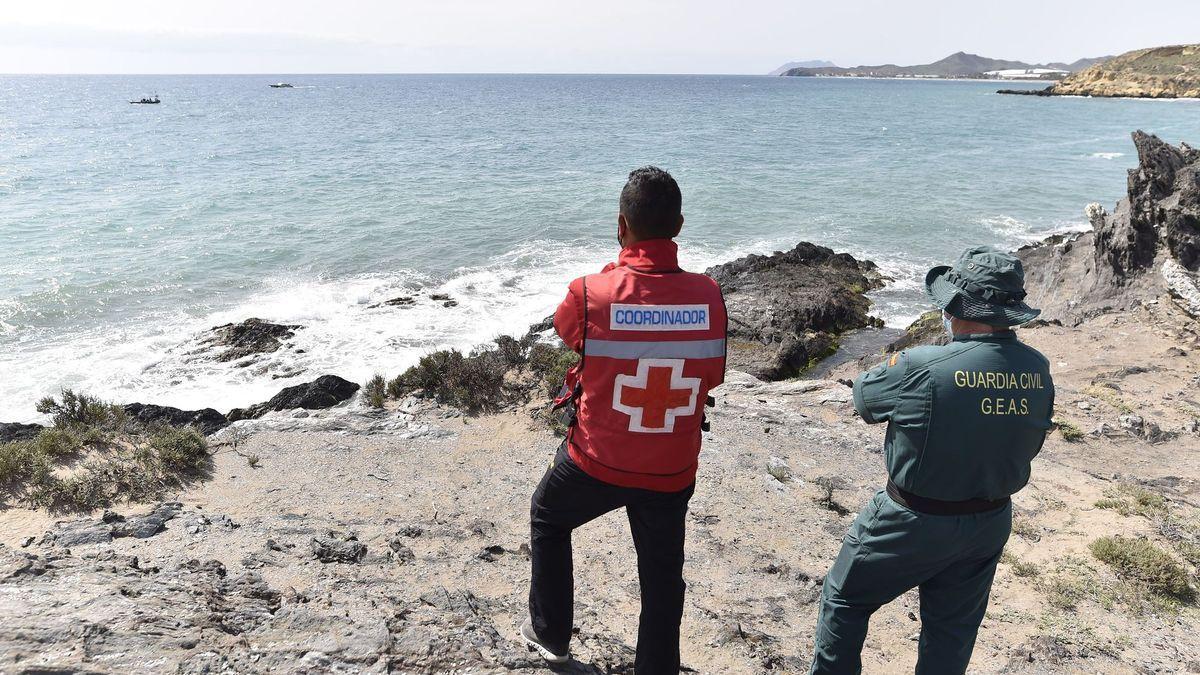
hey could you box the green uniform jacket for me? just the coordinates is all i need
[853,332,1055,502]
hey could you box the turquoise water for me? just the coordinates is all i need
[2,74,1199,421]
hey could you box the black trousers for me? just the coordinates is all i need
[528,442,695,674]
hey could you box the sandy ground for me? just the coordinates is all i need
[1,298,1199,674]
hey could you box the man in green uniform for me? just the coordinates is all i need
[810,246,1055,674]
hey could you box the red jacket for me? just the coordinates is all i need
[554,239,727,491]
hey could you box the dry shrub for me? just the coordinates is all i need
[388,333,578,415]
[1089,535,1195,604]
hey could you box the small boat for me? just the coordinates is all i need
[130,95,160,104]
[269,82,294,88]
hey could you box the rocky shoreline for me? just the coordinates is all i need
[2,240,887,437]
[2,131,1199,673]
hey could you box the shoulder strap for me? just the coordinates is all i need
[579,275,589,370]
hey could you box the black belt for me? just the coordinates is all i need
[886,480,1010,516]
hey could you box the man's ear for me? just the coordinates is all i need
[671,214,684,238]
[617,213,629,246]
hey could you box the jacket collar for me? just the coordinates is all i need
[953,331,1017,342]
[616,238,681,272]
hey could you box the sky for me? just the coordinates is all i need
[1,0,1198,74]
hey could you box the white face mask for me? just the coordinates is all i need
[942,311,955,337]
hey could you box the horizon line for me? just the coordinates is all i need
[0,71,772,76]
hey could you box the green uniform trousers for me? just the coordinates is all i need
[810,490,1012,675]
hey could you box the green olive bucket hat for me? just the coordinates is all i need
[924,245,1041,326]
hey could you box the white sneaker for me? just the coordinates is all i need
[520,618,570,664]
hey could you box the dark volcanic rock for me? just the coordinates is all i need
[227,375,360,421]
[123,403,229,435]
[1126,131,1200,270]
[1090,131,1200,280]
[524,314,556,336]
[997,87,1054,96]
[200,318,301,362]
[368,295,416,309]
[1020,131,1200,320]
[429,293,458,308]
[706,242,884,380]
[0,422,43,443]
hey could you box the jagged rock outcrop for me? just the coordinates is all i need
[198,318,301,362]
[0,422,43,443]
[227,375,360,421]
[123,402,230,435]
[705,242,884,380]
[1020,131,1200,321]
[1093,131,1200,281]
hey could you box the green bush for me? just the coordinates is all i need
[400,350,462,395]
[148,426,209,473]
[1089,535,1195,603]
[386,374,406,399]
[493,334,530,368]
[364,373,387,409]
[32,428,85,458]
[0,441,40,484]
[528,343,579,398]
[2,391,210,512]
[36,389,125,431]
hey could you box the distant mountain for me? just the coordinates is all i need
[767,60,837,77]
[1057,56,1114,71]
[782,51,1110,78]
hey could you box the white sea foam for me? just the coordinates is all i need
[862,256,929,329]
[1090,152,1125,160]
[0,238,788,423]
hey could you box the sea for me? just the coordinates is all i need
[2,74,1199,423]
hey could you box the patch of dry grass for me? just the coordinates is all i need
[1094,482,1166,517]
[1082,384,1135,415]
[1052,418,1086,442]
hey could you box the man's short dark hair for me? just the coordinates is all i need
[619,166,682,239]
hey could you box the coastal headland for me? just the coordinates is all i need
[1,132,1199,673]
[999,44,1200,99]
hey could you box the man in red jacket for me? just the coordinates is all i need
[521,167,728,673]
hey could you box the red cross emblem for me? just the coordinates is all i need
[612,358,701,433]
